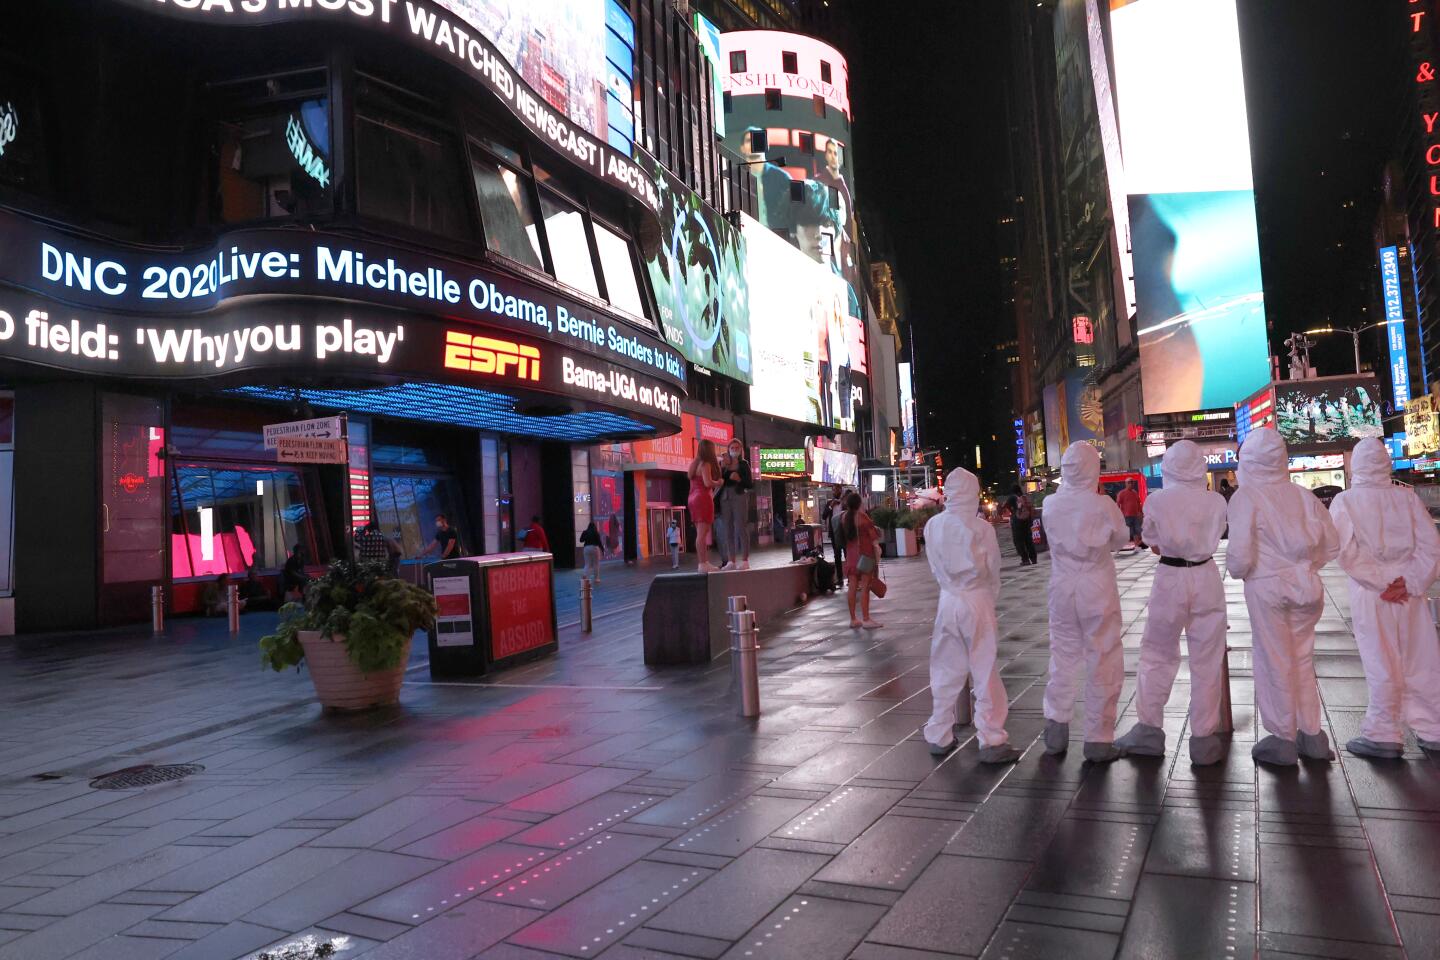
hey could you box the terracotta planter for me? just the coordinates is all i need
[298,630,410,711]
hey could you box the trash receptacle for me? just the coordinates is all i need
[425,559,487,677]
[425,553,559,679]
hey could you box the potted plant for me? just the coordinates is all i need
[260,560,437,711]
[867,505,903,557]
[897,506,938,557]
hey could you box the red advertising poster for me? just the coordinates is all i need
[486,560,556,662]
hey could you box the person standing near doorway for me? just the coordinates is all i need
[717,439,754,570]
[1117,479,1144,548]
[1004,484,1038,566]
[427,515,460,560]
[667,517,682,569]
[829,492,849,589]
[520,515,549,552]
[579,521,603,583]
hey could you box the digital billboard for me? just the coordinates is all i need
[741,213,855,430]
[721,31,866,377]
[899,361,917,457]
[434,0,632,149]
[1111,0,1269,415]
[1380,245,1410,410]
[639,154,751,383]
[1273,377,1384,451]
[693,12,726,137]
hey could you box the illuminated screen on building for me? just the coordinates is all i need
[1273,376,1384,452]
[433,0,633,149]
[741,213,856,431]
[721,30,866,377]
[1111,0,1269,415]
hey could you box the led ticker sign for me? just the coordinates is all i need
[285,115,330,188]
[1380,245,1410,410]
[114,0,659,214]
[0,210,685,387]
[443,332,541,381]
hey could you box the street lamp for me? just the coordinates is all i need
[1302,321,1399,376]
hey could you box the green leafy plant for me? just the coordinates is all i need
[259,560,436,674]
[868,505,903,532]
[900,507,939,531]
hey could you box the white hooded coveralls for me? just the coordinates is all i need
[1043,443,1131,743]
[1226,429,1339,744]
[1133,441,1230,737]
[923,468,1010,749]
[1329,438,1440,744]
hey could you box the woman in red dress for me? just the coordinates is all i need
[687,439,724,572]
[841,492,882,628]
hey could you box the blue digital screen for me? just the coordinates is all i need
[1380,245,1409,410]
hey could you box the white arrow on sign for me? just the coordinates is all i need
[263,416,344,449]
[275,437,349,464]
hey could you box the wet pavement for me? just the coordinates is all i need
[0,535,1436,959]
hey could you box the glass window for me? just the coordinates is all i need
[813,95,826,118]
[722,91,732,114]
[371,474,464,561]
[820,60,832,84]
[356,78,470,239]
[765,89,782,111]
[538,189,600,299]
[213,98,331,223]
[592,220,648,321]
[781,51,798,74]
[729,51,747,73]
[473,158,545,271]
[171,465,313,578]
[798,132,814,154]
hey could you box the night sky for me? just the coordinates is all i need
[841,0,1406,478]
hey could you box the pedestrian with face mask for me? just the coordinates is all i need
[1114,441,1230,764]
[1329,438,1440,759]
[1042,442,1131,762]
[923,467,1023,764]
[1227,428,1339,766]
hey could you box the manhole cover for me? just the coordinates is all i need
[89,763,204,790]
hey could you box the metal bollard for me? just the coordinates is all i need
[151,585,165,635]
[1216,645,1234,734]
[580,577,593,633]
[955,678,973,727]
[226,584,241,635]
[731,608,761,718]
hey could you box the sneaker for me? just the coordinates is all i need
[978,744,1023,764]
[1345,737,1402,760]
[737,560,750,570]
[928,739,957,757]
[1083,741,1123,763]
[1252,735,1299,766]
[1043,720,1069,755]
[1297,729,1333,762]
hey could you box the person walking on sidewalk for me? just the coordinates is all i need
[1114,441,1231,765]
[667,517,682,569]
[841,492,882,629]
[1041,442,1131,763]
[1329,438,1440,760]
[1117,478,1144,548]
[923,467,1023,764]
[688,439,724,572]
[716,438,754,570]
[829,493,849,589]
[520,515,549,552]
[1227,428,1339,766]
[579,521,603,583]
[1004,484,1038,566]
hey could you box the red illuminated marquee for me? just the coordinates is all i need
[1411,1,1440,229]
[443,331,541,381]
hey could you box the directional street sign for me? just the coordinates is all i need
[275,437,349,464]
[263,416,344,448]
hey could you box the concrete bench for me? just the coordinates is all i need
[642,560,817,665]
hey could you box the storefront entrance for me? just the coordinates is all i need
[99,393,167,625]
[647,506,685,558]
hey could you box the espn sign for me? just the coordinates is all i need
[443,331,540,381]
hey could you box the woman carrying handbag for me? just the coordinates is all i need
[841,492,884,628]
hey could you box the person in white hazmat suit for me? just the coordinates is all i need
[1329,438,1440,759]
[1042,442,1132,762]
[1226,428,1339,766]
[922,467,1024,764]
[1114,441,1230,765]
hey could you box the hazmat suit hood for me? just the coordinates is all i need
[1161,440,1208,490]
[1238,429,1290,487]
[944,468,980,509]
[1351,438,1392,489]
[1057,442,1102,495]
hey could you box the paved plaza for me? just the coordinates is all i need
[0,538,1437,960]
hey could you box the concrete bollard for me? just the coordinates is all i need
[731,607,761,718]
[151,585,165,635]
[955,678,973,727]
[227,584,241,635]
[580,578,593,633]
[1216,645,1234,734]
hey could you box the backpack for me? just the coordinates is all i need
[1013,495,1034,522]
